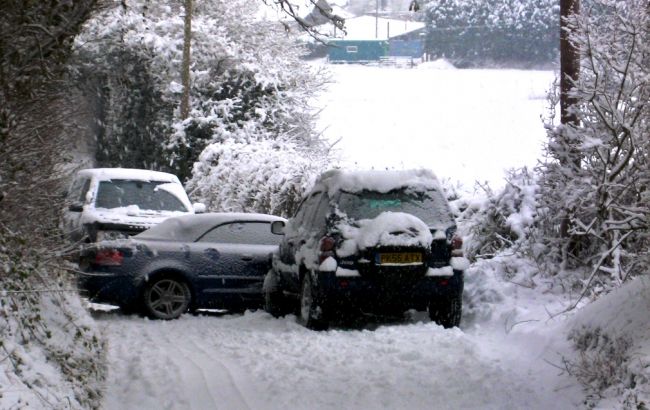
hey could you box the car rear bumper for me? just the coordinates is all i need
[77,271,141,306]
[316,269,464,313]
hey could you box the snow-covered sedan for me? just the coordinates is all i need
[264,169,468,330]
[78,213,286,319]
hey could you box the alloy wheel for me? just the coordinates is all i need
[144,278,191,320]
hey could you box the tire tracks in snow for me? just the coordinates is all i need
[100,314,260,410]
[98,311,578,410]
[177,335,253,410]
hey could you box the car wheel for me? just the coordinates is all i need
[428,295,462,329]
[299,272,328,330]
[143,276,191,320]
[265,287,290,318]
[264,270,291,318]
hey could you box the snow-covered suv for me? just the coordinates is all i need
[63,168,203,242]
[264,169,468,330]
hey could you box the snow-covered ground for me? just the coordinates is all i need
[97,259,586,410]
[95,264,650,410]
[317,62,555,190]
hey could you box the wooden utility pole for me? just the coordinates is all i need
[559,0,580,240]
[560,0,580,129]
[180,0,192,120]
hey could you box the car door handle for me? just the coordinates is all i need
[241,255,253,261]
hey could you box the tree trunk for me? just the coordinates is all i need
[180,0,192,120]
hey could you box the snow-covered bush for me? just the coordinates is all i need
[459,168,538,261]
[187,138,329,217]
[423,0,559,67]
[534,0,649,287]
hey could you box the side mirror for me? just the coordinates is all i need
[192,203,207,214]
[68,203,83,212]
[271,220,286,235]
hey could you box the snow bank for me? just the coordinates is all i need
[569,276,650,408]
[0,270,105,409]
[572,276,650,350]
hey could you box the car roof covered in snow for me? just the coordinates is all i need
[75,168,181,183]
[313,169,443,197]
[135,212,286,242]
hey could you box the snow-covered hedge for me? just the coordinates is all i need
[187,139,328,217]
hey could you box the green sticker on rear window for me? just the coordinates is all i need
[368,199,401,209]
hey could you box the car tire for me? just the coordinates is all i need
[143,276,191,320]
[263,270,291,318]
[265,287,290,318]
[299,272,328,330]
[428,294,462,329]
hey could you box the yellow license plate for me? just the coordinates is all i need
[379,252,423,265]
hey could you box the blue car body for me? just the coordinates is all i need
[78,213,286,316]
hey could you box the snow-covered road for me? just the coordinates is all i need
[96,268,582,410]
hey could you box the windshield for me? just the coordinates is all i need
[95,180,189,212]
[337,189,454,227]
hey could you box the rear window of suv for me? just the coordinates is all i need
[337,189,453,226]
[95,180,188,212]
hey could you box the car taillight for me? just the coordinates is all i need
[94,249,124,266]
[320,236,336,252]
[319,236,336,263]
[451,235,463,257]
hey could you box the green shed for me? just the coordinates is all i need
[327,40,389,63]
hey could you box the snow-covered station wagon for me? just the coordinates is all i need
[264,169,469,330]
[63,168,203,242]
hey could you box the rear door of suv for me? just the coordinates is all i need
[277,191,323,287]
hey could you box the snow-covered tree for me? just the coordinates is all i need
[423,0,559,67]
[167,0,329,182]
[73,0,330,210]
[534,0,649,289]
